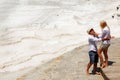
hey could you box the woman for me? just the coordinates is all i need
[98,20,111,68]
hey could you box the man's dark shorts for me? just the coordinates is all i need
[89,51,98,64]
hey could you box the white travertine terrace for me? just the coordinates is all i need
[0,0,120,72]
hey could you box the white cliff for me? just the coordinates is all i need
[0,0,120,73]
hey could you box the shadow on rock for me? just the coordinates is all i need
[108,61,115,66]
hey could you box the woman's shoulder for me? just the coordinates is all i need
[103,27,110,32]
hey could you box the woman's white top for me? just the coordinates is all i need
[99,26,111,44]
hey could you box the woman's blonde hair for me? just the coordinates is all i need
[100,20,107,29]
[100,20,111,34]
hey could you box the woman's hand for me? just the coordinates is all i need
[111,36,115,39]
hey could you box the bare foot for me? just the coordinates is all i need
[95,72,101,75]
[105,62,108,67]
[101,63,106,68]
[86,71,90,76]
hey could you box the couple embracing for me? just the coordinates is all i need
[86,20,114,75]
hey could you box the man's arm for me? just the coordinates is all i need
[89,36,102,42]
[102,38,110,41]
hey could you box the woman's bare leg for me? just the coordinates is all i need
[98,48,104,66]
[103,48,108,67]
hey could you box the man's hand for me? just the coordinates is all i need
[94,32,100,36]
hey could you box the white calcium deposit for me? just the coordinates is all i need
[0,0,120,72]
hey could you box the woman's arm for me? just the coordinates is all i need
[102,36,115,41]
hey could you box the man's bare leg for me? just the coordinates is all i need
[86,63,92,75]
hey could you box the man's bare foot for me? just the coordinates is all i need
[95,72,101,75]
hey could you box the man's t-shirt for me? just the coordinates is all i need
[88,35,101,52]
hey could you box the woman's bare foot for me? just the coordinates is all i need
[105,62,108,67]
[101,63,106,68]
[86,71,90,76]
